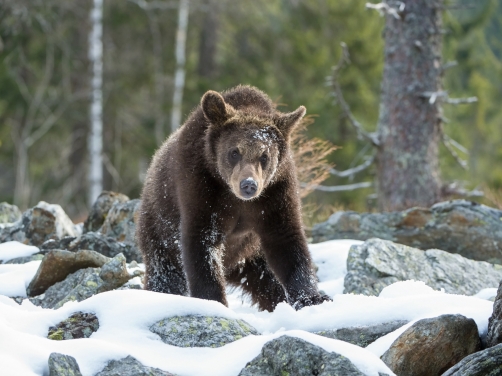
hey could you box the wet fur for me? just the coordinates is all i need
[137,85,328,311]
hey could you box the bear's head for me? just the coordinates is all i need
[202,90,305,201]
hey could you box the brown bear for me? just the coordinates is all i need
[136,85,329,311]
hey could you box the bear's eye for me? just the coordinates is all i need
[259,154,268,167]
[229,149,241,164]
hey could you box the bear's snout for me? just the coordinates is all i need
[240,178,258,198]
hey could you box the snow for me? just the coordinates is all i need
[0,241,40,263]
[0,239,497,376]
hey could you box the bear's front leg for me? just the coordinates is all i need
[259,196,330,310]
[180,219,228,307]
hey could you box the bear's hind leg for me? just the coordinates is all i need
[144,246,188,296]
[226,256,286,312]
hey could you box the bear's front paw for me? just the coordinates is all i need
[291,293,332,311]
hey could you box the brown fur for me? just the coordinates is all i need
[136,85,329,311]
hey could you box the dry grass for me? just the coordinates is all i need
[291,115,338,198]
[484,186,502,210]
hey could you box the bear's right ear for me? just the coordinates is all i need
[201,91,235,125]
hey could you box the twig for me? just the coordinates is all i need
[441,133,468,170]
[421,91,478,105]
[441,61,458,72]
[366,2,405,19]
[300,181,372,192]
[442,182,483,198]
[330,155,375,178]
[127,0,179,10]
[328,43,379,146]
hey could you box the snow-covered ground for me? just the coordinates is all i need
[0,240,496,376]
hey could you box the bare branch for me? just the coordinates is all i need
[330,155,375,178]
[441,133,468,170]
[442,182,483,198]
[300,181,372,192]
[127,0,179,10]
[366,2,405,19]
[421,91,478,105]
[328,43,379,146]
[441,61,458,71]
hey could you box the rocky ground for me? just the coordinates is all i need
[1,194,502,375]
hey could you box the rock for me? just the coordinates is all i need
[442,343,502,376]
[99,253,131,289]
[312,200,502,264]
[48,353,82,376]
[40,237,78,252]
[381,314,481,376]
[487,280,502,348]
[150,315,259,348]
[83,191,129,233]
[314,320,409,347]
[95,356,174,376]
[27,249,110,297]
[344,238,502,296]
[99,199,139,244]
[30,253,132,309]
[0,202,22,223]
[48,312,99,340]
[68,232,141,263]
[238,335,366,376]
[0,202,77,246]
[4,254,44,264]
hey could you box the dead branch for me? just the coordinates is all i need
[441,133,468,170]
[328,43,380,146]
[330,155,375,178]
[421,90,478,105]
[301,181,373,192]
[366,2,405,19]
[441,182,483,198]
[127,0,179,10]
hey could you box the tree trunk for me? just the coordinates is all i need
[171,0,190,132]
[376,0,443,211]
[198,0,219,79]
[88,0,104,206]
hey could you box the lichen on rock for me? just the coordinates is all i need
[149,315,258,348]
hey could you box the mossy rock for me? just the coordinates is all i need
[149,315,259,348]
[48,312,99,340]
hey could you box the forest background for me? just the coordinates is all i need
[0,0,501,225]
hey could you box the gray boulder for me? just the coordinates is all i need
[0,202,77,246]
[99,199,139,244]
[83,191,129,233]
[4,254,44,264]
[0,202,21,223]
[30,253,134,309]
[315,320,409,348]
[95,356,175,376]
[442,343,502,376]
[487,280,502,348]
[150,315,258,348]
[48,312,99,340]
[27,249,110,297]
[344,238,502,296]
[313,200,502,264]
[382,314,481,376]
[238,336,367,376]
[68,231,141,263]
[48,353,82,376]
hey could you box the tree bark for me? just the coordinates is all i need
[198,0,219,79]
[376,0,443,211]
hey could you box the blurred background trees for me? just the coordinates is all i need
[0,0,500,223]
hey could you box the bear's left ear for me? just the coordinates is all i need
[275,106,306,136]
[201,90,236,125]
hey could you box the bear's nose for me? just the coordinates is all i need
[240,178,258,197]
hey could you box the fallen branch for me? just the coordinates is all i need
[300,181,372,192]
[330,155,375,178]
[442,182,483,198]
[328,43,380,146]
